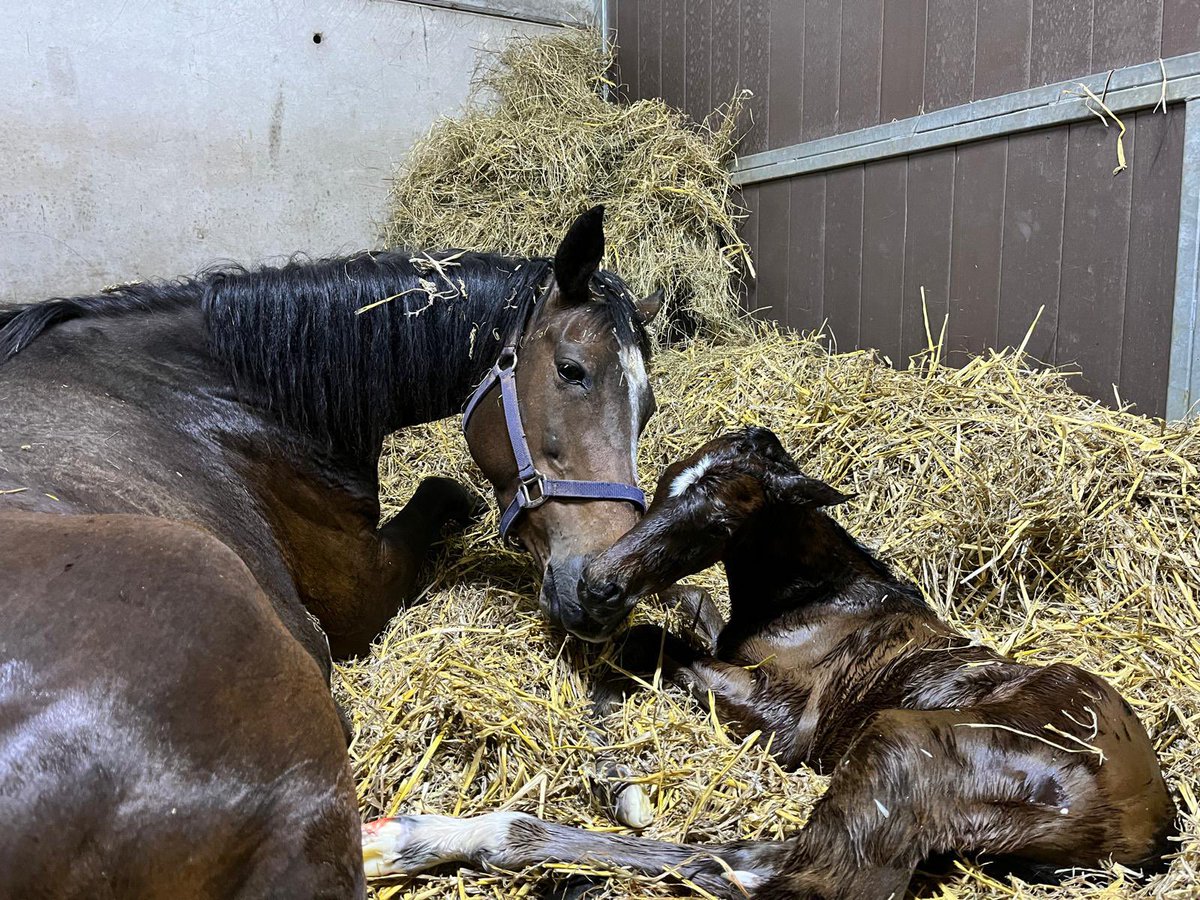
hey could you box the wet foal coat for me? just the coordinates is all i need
[363,428,1175,899]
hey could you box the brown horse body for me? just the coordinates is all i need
[0,209,660,898]
[364,428,1175,899]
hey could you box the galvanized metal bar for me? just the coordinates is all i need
[734,53,1200,185]
[1167,97,1200,420]
[390,0,593,27]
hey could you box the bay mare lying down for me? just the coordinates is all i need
[362,428,1176,899]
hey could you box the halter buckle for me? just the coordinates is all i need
[517,472,549,509]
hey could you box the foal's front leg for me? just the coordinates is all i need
[361,812,786,897]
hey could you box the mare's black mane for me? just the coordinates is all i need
[0,249,651,457]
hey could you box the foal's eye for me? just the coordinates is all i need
[556,360,586,384]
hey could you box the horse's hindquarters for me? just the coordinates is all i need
[0,511,364,899]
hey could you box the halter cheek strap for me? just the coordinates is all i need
[462,345,647,545]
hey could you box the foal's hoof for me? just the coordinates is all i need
[362,815,416,878]
[590,763,655,830]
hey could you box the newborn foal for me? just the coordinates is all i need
[363,428,1175,898]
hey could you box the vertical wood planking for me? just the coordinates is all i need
[802,0,842,140]
[901,148,956,363]
[1162,0,1200,57]
[1056,117,1136,399]
[660,0,687,110]
[880,0,928,122]
[1030,0,1092,87]
[740,184,762,310]
[685,0,713,121]
[839,0,884,132]
[617,0,640,96]
[974,0,1032,100]
[711,0,741,110]
[823,165,865,349]
[768,0,804,148]
[637,0,662,100]
[1092,0,1163,71]
[787,175,827,332]
[948,138,1009,358]
[740,0,771,154]
[860,157,908,362]
[1121,106,1185,417]
[997,126,1069,363]
[923,0,976,111]
[755,180,792,321]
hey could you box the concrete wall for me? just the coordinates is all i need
[0,0,591,303]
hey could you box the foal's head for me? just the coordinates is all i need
[579,427,849,635]
[464,207,662,641]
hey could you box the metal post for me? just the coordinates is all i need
[1167,97,1200,420]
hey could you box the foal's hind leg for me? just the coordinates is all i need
[362,811,787,897]
[329,476,481,657]
[759,704,1142,900]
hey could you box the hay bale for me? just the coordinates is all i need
[382,27,752,342]
[338,328,1200,899]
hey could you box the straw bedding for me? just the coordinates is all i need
[336,329,1200,900]
[338,24,1200,900]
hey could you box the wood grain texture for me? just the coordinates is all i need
[1056,116,1136,400]
[997,126,1069,364]
[860,156,908,362]
[741,0,771,154]
[823,165,865,350]
[1030,0,1092,87]
[1121,106,1185,417]
[1092,0,1163,71]
[768,0,804,148]
[1162,0,1200,57]
[802,0,842,140]
[948,138,1009,358]
[974,0,1032,100]
[684,0,714,121]
[923,0,976,111]
[880,0,928,121]
[637,0,662,100]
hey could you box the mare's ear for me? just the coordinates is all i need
[775,474,854,509]
[553,205,605,304]
[636,288,664,325]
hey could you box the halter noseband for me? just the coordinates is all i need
[461,324,647,547]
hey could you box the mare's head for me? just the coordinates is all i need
[578,427,850,636]
[464,207,662,641]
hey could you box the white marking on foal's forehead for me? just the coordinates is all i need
[670,453,718,497]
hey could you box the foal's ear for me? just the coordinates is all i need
[554,205,606,303]
[636,288,664,324]
[776,474,854,509]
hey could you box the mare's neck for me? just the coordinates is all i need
[723,505,911,630]
[204,251,550,468]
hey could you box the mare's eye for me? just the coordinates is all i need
[556,360,586,384]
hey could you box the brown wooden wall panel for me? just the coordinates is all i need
[1163,0,1200,58]
[923,0,976,111]
[859,157,908,362]
[948,139,1008,358]
[823,165,866,349]
[901,148,956,362]
[997,127,1069,364]
[614,1,1195,416]
[839,0,884,134]
[768,0,804,147]
[740,0,771,153]
[803,0,843,141]
[756,180,792,324]
[660,0,686,111]
[1092,0,1163,71]
[787,175,827,332]
[683,0,712,124]
[974,0,1032,99]
[1121,107,1186,413]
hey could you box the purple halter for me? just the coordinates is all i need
[461,331,647,547]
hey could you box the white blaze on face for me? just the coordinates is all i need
[670,454,717,497]
[618,343,650,472]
